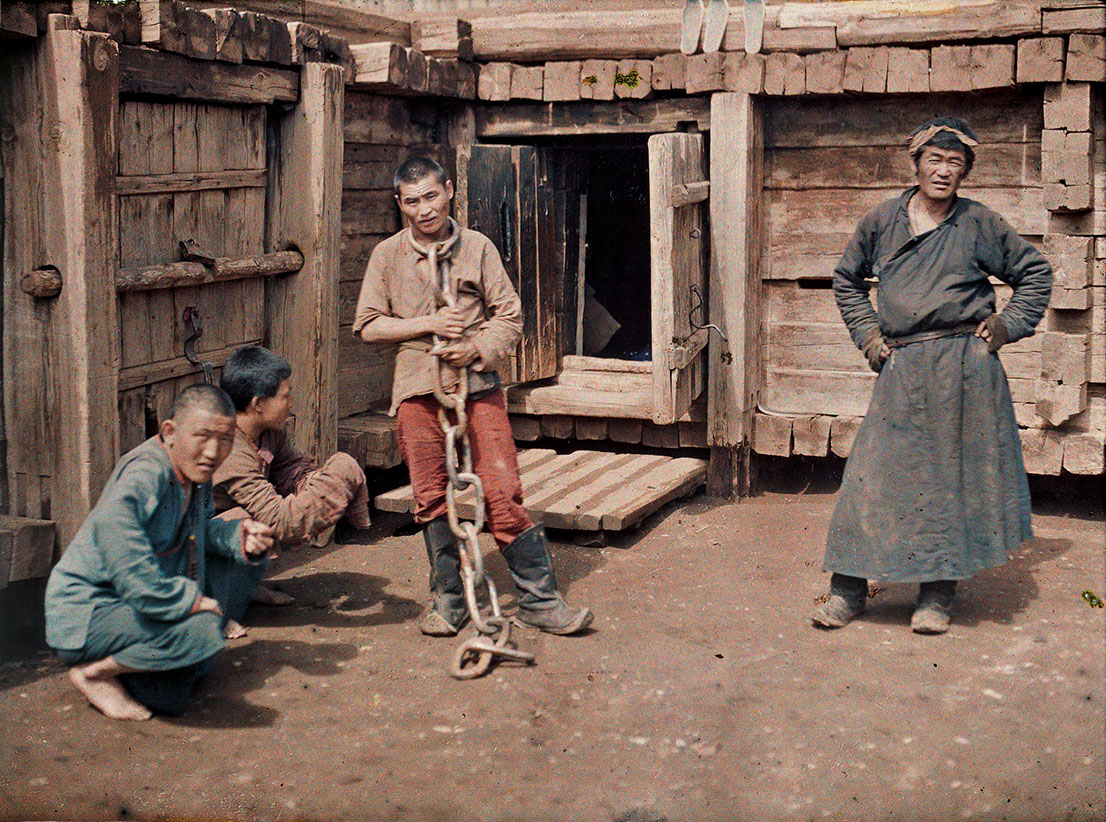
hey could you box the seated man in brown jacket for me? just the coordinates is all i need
[212,345,372,633]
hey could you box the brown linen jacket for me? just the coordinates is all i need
[352,227,524,415]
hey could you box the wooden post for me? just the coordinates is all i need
[40,28,121,544]
[267,62,343,463]
[707,92,763,499]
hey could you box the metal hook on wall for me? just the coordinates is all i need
[182,306,215,385]
[689,284,727,342]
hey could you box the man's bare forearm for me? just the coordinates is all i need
[359,315,433,344]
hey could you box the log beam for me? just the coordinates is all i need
[116,250,304,293]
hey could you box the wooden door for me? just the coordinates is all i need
[648,132,709,425]
[463,144,570,385]
[115,100,269,452]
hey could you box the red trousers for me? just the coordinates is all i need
[396,389,532,548]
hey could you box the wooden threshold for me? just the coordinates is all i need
[375,448,707,531]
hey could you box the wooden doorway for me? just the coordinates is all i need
[462,131,709,425]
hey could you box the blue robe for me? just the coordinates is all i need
[824,188,1052,582]
[44,437,267,713]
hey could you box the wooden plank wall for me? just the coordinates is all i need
[337,91,454,418]
[761,88,1046,420]
[0,42,53,519]
[116,99,267,451]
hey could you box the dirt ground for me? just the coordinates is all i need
[1,487,1103,822]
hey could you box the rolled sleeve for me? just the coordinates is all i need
[353,245,392,336]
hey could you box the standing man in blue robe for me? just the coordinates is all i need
[811,116,1053,635]
[44,384,275,719]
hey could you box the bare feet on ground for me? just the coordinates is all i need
[253,584,294,606]
[68,667,152,721]
[224,619,249,639]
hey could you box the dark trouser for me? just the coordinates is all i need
[832,573,957,604]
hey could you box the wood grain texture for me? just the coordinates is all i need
[119,45,299,104]
[40,29,121,544]
[267,62,343,463]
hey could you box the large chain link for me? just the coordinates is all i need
[426,246,535,680]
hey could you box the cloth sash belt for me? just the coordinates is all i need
[885,322,979,349]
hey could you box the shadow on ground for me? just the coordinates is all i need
[857,536,1074,629]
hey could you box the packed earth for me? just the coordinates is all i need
[2,489,1103,822]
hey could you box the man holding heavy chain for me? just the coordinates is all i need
[354,156,593,642]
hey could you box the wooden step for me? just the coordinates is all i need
[555,369,652,392]
[374,447,706,531]
[338,412,402,469]
[561,354,651,374]
[507,381,654,419]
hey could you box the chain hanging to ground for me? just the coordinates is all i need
[426,243,536,680]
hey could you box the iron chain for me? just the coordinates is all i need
[426,246,535,680]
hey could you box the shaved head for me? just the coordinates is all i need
[169,384,235,422]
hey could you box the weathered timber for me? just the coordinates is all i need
[709,94,763,459]
[843,46,889,93]
[1020,428,1064,476]
[40,28,121,544]
[1,1,36,38]
[829,415,863,458]
[651,53,686,91]
[236,10,293,65]
[763,52,805,95]
[116,168,266,196]
[685,53,724,95]
[203,8,243,63]
[930,45,974,92]
[412,17,472,60]
[116,340,262,392]
[575,417,608,441]
[792,414,832,456]
[805,50,847,94]
[723,52,766,94]
[752,413,792,457]
[1063,431,1106,475]
[886,47,929,93]
[614,59,652,99]
[267,63,344,463]
[1017,37,1065,84]
[509,415,542,442]
[19,268,63,299]
[541,415,575,439]
[73,0,142,44]
[116,250,303,293]
[1046,234,1094,289]
[119,45,299,104]
[1067,33,1106,82]
[140,0,216,61]
[642,421,681,449]
[511,64,544,100]
[1043,81,1092,131]
[0,515,56,584]
[471,9,683,62]
[581,59,617,100]
[456,60,476,99]
[337,412,401,469]
[544,60,582,102]
[476,61,513,101]
[350,42,406,90]
[476,97,710,138]
[789,1,1043,48]
[1042,6,1106,34]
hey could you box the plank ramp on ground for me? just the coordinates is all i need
[374,448,707,531]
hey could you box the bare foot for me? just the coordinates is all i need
[252,584,294,606]
[224,619,249,639]
[68,667,152,721]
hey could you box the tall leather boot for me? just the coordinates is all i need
[420,516,469,637]
[810,573,868,629]
[501,524,593,636]
[911,580,956,635]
